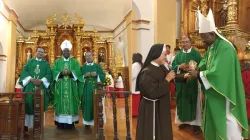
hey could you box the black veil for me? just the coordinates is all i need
[135,44,165,91]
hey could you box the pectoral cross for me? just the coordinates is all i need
[64,63,69,80]
[34,65,40,78]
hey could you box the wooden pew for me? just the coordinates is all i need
[0,88,44,140]
[93,88,132,140]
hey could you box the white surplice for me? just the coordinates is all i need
[132,62,141,94]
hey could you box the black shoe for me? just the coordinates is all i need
[178,124,189,129]
[85,125,90,129]
[24,126,28,132]
[193,126,201,135]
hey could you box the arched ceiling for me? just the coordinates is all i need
[3,0,131,31]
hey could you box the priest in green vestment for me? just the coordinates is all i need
[52,40,84,130]
[172,35,202,135]
[19,46,52,132]
[189,9,248,139]
[81,52,105,128]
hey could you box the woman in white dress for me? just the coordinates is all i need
[132,53,143,117]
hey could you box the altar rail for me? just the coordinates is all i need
[94,90,132,140]
[0,89,44,140]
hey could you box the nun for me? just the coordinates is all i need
[136,44,191,140]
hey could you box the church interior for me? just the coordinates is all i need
[0,0,133,139]
[1,0,250,139]
[132,0,250,140]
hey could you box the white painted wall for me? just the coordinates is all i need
[132,0,154,62]
[0,4,10,92]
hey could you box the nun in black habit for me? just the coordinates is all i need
[136,44,190,140]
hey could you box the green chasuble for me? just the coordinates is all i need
[172,48,201,122]
[81,63,105,121]
[19,58,52,115]
[52,57,84,116]
[198,38,248,140]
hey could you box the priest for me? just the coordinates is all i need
[136,44,191,140]
[189,9,248,139]
[81,52,105,128]
[19,46,51,132]
[171,35,202,135]
[52,40,84,130]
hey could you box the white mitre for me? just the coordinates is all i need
[61,40,72,51]
[198,9,234,47]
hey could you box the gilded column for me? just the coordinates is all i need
[50,36,55,65]
[107,42,113,68]
[227,0,238,25]
[16,41,24,78]
[93,37,98,63]
[76,36,81,63]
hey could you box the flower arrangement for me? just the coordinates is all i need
[103,75,112,87]
[245,41,250,54]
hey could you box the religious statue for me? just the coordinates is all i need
[61,13,70,28]
[74,13,84,24]
[27,50,31,61]
[46,13,56,24]
[98,50,105,63]
[217,0,228,26]
[200,0,208,16]
[82,48,88,63]
[116,37,126,66]
[189,60,197,70]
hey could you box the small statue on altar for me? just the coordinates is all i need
[217,0,228,26]
[27,50,31,61]
[98,50,105,63]
[82,48,88,63]
[83,48,88,57]
[200,0,208,16]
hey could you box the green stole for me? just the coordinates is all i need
[172,48,201,122]
[199,38,248,139]
[81,63,105,121]
[19,58,52,115]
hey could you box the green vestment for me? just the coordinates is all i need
[172,48,201,122]
[199,38,248,139]
[19,58,52,115]
[52,57,84,116]
[81,63,105,122]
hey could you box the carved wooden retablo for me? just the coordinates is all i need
[16,13,121,80]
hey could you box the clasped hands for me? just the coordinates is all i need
[85,72,97,78]
[30,78,43,86]
[59,69,73,78]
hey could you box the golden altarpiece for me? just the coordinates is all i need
[15,14,128,89]
[179,0,250,60]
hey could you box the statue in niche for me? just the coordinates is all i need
[217,0,228,26]
[116,37,125,66]
[98,50,105,63]
[27,50,31,62]
[82,48,89,63]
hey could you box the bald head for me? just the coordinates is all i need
[182,35,191,51]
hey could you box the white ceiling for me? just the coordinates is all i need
[3,0,131,31]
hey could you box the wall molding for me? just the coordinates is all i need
[132,28,150,31]
[132,19,150,25]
